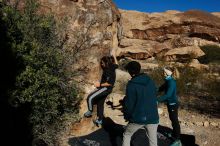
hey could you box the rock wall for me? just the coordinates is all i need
[38,0,121,83]
[8,0,122,82]
[10,0,220,80]
[117,9,220,66]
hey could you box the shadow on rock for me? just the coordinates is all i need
[68,117,198,146]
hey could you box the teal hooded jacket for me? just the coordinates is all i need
[123,73,159,124]
[158,76,178,104]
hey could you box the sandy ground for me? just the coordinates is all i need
[60,96,220,146]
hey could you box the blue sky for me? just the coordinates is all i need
[113,0,220,13]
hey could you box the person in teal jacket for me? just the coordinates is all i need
[122,61,159,146]
[158,67,181,146]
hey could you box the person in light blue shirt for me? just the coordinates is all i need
[158,67,181,146]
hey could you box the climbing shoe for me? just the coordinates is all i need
[93,119,103,127]
[84,110,92,118]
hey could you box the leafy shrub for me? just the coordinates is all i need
[176,67,202,95]
[199,45,220,64]
[1,1,81,145]
[147,64,220,99]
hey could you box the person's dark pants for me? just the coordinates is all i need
[86,87,110,120]
[167,104,181,140]
[97,96,107,120]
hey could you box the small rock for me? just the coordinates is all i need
[203,121,209,127]
[180,122,185,127]
[185,121,190,126]
[164,113,168,118]
[191,115,195,118]
[203,141,208,145]
[195,122,203,126]
[210,122,218,127]
[158,108,163,115]
[188,122,194,126]
[182,127,194,134]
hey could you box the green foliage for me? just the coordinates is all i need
[199,45,220,64]
[1,1,80,145]
[176,67,201,95]
[148,65,220,99]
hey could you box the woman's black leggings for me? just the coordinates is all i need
[167,104,181,140]
[87,87,111,120]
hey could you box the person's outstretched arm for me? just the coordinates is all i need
[158,81,175,102]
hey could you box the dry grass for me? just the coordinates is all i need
[148,64,220,117]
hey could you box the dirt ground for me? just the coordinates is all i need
[159,105,220,146]
[60,95,220,146]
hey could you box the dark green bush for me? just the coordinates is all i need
[148,65,219,99]
[146,62,219,117]
[1,1,80,145]
[176,67,202,95]
[199,45,220,64]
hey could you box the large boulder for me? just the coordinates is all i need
[164,46,205,62]
[10,0,122,83]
